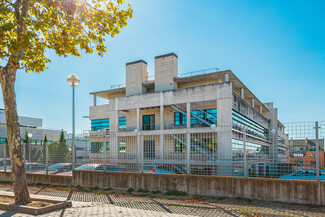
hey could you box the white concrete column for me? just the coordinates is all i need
[136,108,140,130]
[240,88,244,99]
[264,103,279,177]
[240,88,245,99]
[216,82,233,176]
[224,73,229,82]
[251,98,255,108]
[93,95,97,106]
[259,105,263,114]
[109,98,119,164]
[186,102,191,174]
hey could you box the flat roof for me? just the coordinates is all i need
[90,70,269,112]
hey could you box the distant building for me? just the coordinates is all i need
[0,108,63,162]
[289,138,325,168]
[67,134,91,163]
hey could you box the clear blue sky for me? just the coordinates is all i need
[1,0,325,134]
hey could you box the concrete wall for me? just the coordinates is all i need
[72,170,325,205]
[0,171,323,205]
[0,172,72,186]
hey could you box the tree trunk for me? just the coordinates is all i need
[0,62,31,204]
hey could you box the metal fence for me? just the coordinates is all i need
[0,121,323,181]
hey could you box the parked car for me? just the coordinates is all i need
[37,163,81,175]
[57,163,125,176]
[279,169,325,181]
[25,163,46,173]
[144,164,176,174]
[76,164,125,171]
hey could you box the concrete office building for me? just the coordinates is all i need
[88,53,288,176]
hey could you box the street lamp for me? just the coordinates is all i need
[27,133,32,163]
[67,74,80,170]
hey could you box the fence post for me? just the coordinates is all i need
[212,131,215,175]
[4,143,6,172]
[243,125,247,178]
[23,143,26,163]
[28,141,31,163]
[186,102,191,175]
[315,121,320,182]
[140,132,144,173]
[46,141,48,175]
[103,130,106,171]
[186,132,191,175]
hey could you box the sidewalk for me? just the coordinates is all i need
[0,186,324,217]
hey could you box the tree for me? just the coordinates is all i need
[59,130,66,144]
[48,140,69,164]
[0,0,133,204]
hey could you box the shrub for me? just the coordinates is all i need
[127,188,134,194]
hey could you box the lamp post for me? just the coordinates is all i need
[28,133,32,163]
[67,74,80,170]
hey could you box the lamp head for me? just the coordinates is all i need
[67,74,80,87]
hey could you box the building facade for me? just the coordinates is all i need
[88,53,288,177]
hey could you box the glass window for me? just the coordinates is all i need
[174,112,186,126]
[119,117,126,129]
[91,142,102,153]
[206,109,217,123]
[174,109,217,126]
[143,115,155,130]
[232,110,268,140]
[191,110,204,125]
[119,141,126,153]
[91,118,109,131]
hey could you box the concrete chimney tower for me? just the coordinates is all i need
[125,60,148,96]
[154,53,178,92]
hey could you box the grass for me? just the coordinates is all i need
[165,190,187,196]
[152,190,162,194]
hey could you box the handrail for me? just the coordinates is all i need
[110,84,125,90]
[178,67,220,78]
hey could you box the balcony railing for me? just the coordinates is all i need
[178,67,220,78]
[110,83,125,90]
